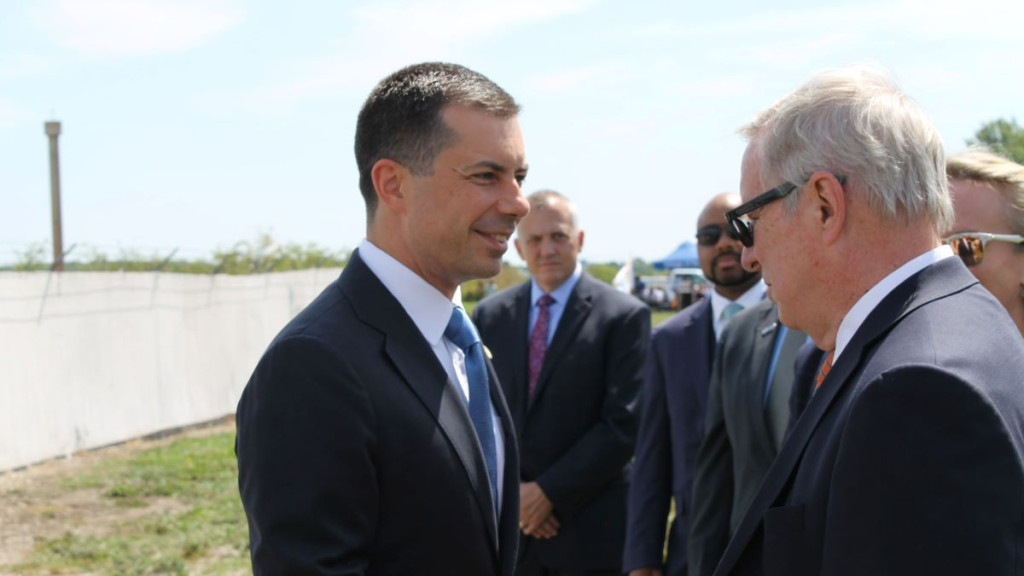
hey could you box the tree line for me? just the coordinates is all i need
[7,118,1019,284]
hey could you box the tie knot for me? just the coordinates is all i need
[721,302,744,322]
[445,306,480,351]
[538,294,555,308]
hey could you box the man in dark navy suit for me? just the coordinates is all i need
[714,65,1024,576]
[236,62,529,576]
[624,193,766,576]
[474,190,650,575]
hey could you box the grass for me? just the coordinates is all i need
[651,309,675,327]
[9,431,249,576]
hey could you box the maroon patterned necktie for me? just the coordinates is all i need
[528,294,555,400]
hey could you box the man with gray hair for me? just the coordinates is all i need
[474,189,650,576]
[713,66,1024,576]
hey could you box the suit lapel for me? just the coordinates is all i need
[747,305,778,453]
[340,252,501,553]
[529,275,594,408]
[713,258,978,575]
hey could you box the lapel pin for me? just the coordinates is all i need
[483,345,493,360]
[760,322,778,337]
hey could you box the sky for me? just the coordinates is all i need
[2,0,1022,268]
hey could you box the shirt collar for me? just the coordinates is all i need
[709,279,767,319]
[530,263,583,306]
[357,239,461,346]
[834,245,953,360]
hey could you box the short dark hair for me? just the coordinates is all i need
[354,62,520,219]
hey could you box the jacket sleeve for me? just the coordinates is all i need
[236,335,377,576]
[623,329,673,572]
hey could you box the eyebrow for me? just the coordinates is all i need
[461,160,529,173]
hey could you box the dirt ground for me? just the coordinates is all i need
[0,421,235,572]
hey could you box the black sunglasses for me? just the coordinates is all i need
[725,173,847,247]
[943,232,1024,267]
[696,224,742,247]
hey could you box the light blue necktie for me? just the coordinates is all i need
[445,306,499,512]
[720,302,744,325]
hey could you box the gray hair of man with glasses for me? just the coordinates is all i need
[947,147,1024,236]
[739,64,953,235]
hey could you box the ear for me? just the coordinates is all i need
[811,172,846,245]
[576,229,585,252]
[371,159,409,214]
[514,237,525,260]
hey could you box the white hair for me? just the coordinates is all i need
[742,64,953,233]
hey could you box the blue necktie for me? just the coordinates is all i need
[445,306,499,512]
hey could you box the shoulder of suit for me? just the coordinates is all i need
[658,297,710,328]
[576,273,647,310]
[472,281,529,315]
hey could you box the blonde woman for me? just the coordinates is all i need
[946,148,1024,335]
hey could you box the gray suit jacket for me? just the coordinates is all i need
[688,299,807,576]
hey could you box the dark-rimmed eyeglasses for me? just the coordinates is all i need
[725,173,847,247]
[943,232,1024,267]
[696,224,742,247]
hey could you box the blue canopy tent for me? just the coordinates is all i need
[653,241,699,269]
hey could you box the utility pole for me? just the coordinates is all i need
[45,121,64,271]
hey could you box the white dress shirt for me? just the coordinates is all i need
[527,263,583,343]
[357,239,505,506]
[710,280,767,340]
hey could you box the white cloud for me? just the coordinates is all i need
[669,76,758,99]
[633,0,1023,47]
[0,54,57,80]
[354,0,599,53]
[526,61,632,95]
[0,97,32,128]
[742,31,860,66]
[38,0,245,58]
[232,0,600,112]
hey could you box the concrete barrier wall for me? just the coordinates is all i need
[0,268,341,472]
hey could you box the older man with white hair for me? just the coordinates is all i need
[712,65,1024,576]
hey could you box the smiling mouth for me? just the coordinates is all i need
[477,231,511,250]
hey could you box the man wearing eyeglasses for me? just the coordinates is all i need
[946,149,1024,336]
[712,65,1024,576]
[625,192,765,576]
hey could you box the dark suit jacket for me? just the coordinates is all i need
[236,250,521,576]
[625,297,716,576]
[689,300,807,576]
[713,258,1024,576]
[473,273,650,571]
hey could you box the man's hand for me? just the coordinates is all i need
[519,482,558,538]
[628,570,663,576]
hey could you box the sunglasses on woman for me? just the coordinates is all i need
[942,232,1024,267]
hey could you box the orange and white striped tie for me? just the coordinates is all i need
[814,351,835,390]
